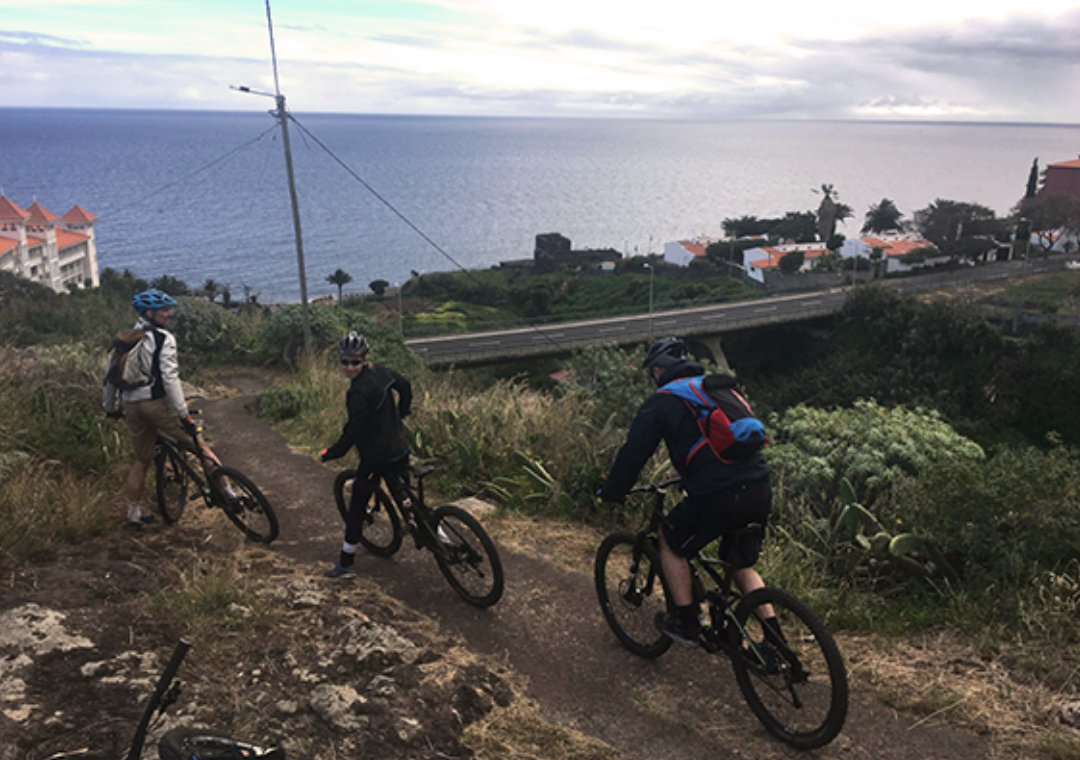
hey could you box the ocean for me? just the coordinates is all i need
[1,108,1078,302]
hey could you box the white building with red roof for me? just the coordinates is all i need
[742,242,828,283]
[840,234,944,273]
[663,236,724,267]
[1041,157,1080,200]
[0,195,100,291]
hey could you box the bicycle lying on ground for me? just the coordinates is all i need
[594,479,848,749]
[154,415,279,543]
[333,464,504,608]
[126,638,296,760]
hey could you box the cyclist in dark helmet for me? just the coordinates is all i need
[319,331,413,578]
[102,289,225,526]
[598,337,778,648]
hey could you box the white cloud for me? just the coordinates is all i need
[1,0,1078,121]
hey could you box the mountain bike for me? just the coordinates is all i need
[154,418,279,543]
[126,638,296,760]
[594,479,848,749]
[333,464,504,608]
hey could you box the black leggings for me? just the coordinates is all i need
[344,457,410,545]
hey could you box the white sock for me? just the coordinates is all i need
[127,505,143,521]
[342,541,359,554]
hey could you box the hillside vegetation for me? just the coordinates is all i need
[3,268,1080,757]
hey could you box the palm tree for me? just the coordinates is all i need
[326,269,352,304]
[862,199,904,234]
[814,184,852,242]
[202,278,220,303]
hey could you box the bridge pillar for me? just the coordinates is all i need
[687,335,729,371]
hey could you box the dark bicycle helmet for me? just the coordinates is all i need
[643,336,689,371]
[132,288,177,314]
[337,331,370,357]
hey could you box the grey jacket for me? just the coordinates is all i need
[102,317,189,418]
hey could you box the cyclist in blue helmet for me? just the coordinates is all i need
[103,288,225,526]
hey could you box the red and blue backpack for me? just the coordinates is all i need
[659,374,768,464]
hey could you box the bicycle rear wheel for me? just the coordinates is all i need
[333,469,403,557]
[430,505,504,608]
[594,531,672,658]
[212,466,279,544]
[158,726,283,759]
[155,445,190,524]
[730,586,848,749]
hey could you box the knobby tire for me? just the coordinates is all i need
[333,469,403,557]
[213,466,279,543]
[730,586,848,749]
[594,531,672,659]
[158,726,283,760]
[155,446,190,524]
[430,505,504,608]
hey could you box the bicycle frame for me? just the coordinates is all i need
[126,638,191,760]
[631,482,781,668]
[156,438,219,507]
[383,466,455,561]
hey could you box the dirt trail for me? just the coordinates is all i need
[199,374,991,760]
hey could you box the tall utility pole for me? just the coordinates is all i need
[274,91,313,353]
[234,0,312,353]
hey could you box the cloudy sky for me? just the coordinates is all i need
[2,0,1079,122]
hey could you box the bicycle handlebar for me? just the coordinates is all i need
[126,638,191,760]
[626,477,683,496]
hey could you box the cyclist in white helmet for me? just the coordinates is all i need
[319,332,413,578]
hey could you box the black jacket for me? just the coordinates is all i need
[322,364,412,468]
[599,361,768,502]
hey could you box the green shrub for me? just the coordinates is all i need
[1,344,129,473]
[168,296,261,366]
[893,444,1080,594]
[558,341,651,428]
[767,399,985,513]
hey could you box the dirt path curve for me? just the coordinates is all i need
[199,375,991,760]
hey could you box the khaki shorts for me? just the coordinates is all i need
[125,397,200,463]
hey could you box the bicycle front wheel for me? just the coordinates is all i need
[730,587,848,750]
[212,466,279,544]
[594,531,672,659]
[333,470,403,557]
[158,726,278,760]
[155,445,190,524]
[430,505,504,608]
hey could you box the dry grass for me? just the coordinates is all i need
[0,459,111,561]
[484,512,609,574]
[843,630,1080,759]
[464,686,620,760]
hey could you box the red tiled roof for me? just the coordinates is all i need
[1048,159,1080,170]
[62,205,98,223]
[0,238,17,257]
[56,229,89,249]
[0,196,29,222]
[26,201,59,225]
[746,246,826,270]
[679,241,707,258]
[860,237,934,257]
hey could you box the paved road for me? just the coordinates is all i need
[198,378,993,760]
[405,257,1071,366]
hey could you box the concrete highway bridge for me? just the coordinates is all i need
[404,258,1068,368]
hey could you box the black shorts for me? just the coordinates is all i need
[661,477,772,566]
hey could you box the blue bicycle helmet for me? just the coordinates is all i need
[132,289,177,314]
